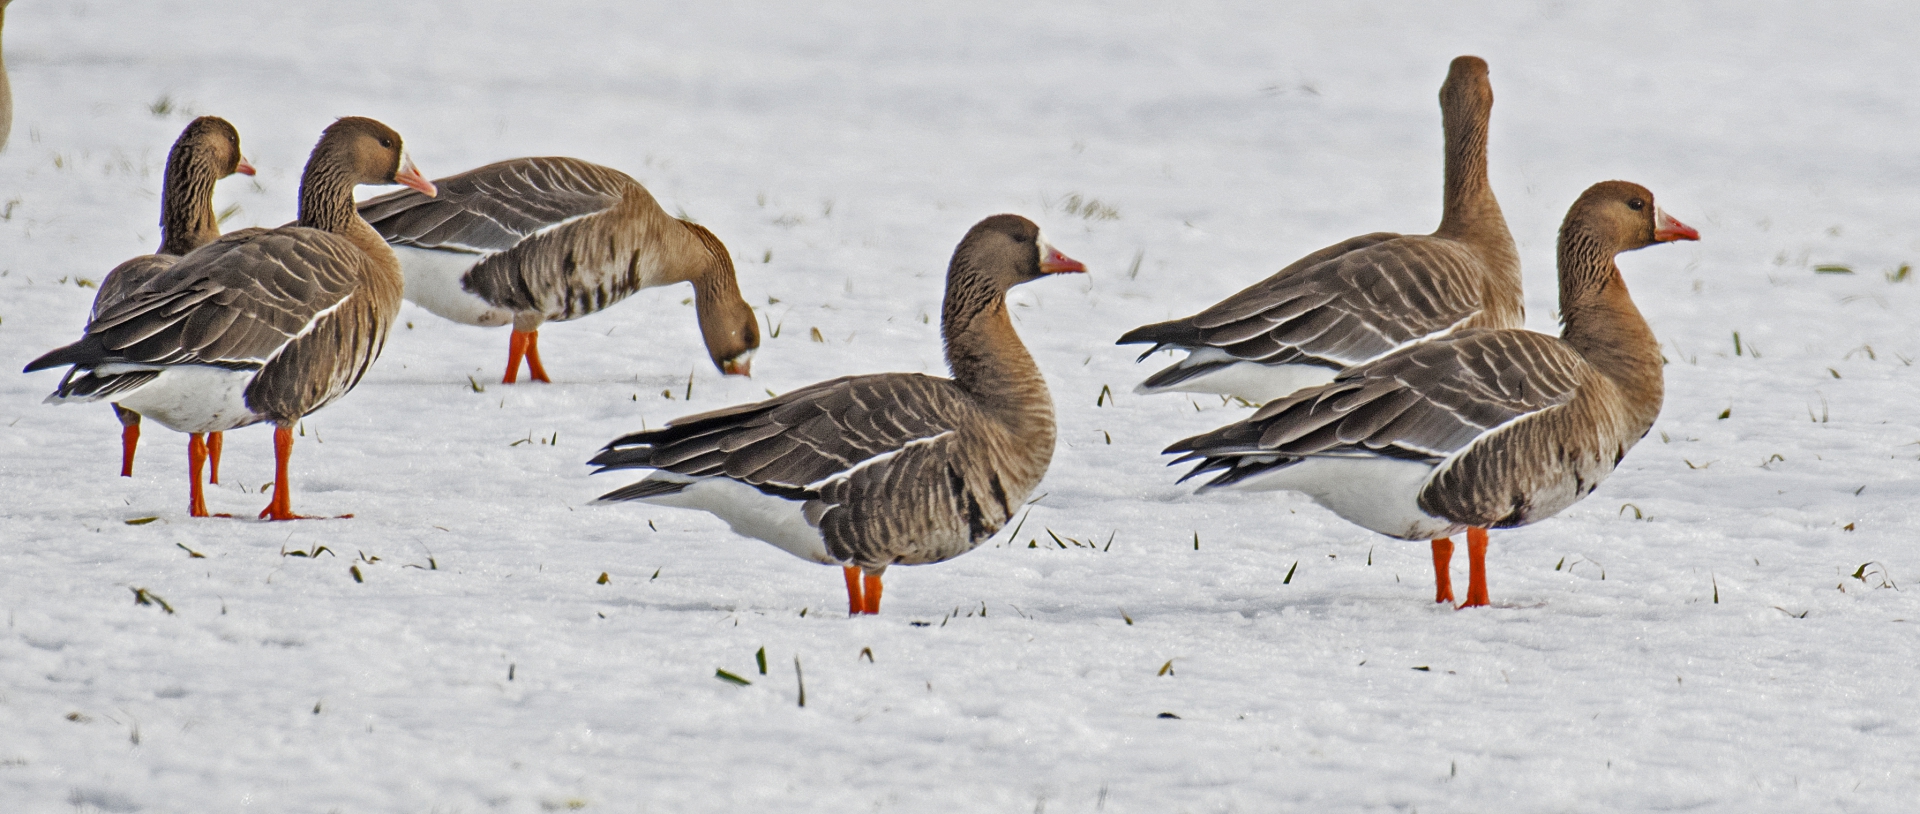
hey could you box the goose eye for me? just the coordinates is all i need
[379,138,394,149]
[1627,199,1645,211]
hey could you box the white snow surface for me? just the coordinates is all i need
[4,2,1919,811]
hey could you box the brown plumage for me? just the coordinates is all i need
[26,117,437,519]
[80,116,256,479]
[1,0,14,152]
[1118,56,1521,403]
[1169,181,1697,608]
[356,156,759,383]
[591,214,1086,614]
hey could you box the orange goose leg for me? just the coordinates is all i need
[843,566,865,616]
[862,573,883,615]
[188,433,211,517]
[116,405,141,478]
[504,330,528,384]
[207,431,224,485]
[258,425,343,520]
[1431,537,1456,604]
[522,330,551,383]
[1459,527,1491,608]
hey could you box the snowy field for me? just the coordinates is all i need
[4,1,1919,811]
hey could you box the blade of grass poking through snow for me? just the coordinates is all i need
[1096,384,1112,406]
[756,648,767,675]
[1712,572,1719,604]
[1127,249,1144,279]
[1283,561,1298,584]
[1814,264,1854,274]
[1157,660,1175,676]
[130,588,174,614]
[596,572,609,584]
[794,657,806,707]
[714,669,751,686]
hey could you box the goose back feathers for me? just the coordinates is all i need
[1119,56,1521,403]
[357,156,759,375]
[593,215,1084,609]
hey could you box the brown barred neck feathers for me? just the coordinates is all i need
[159,116,254,256]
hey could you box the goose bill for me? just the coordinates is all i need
[236,158,257,176]
[393,154,438,197]
[720,349,754,377]
[1038,242,1087,274]
[1653,207,1698,242]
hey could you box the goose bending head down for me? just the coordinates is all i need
[1117,55,1521,404]
[24,116,436,520]
[591,214,1085,615]
[1167,181,1697,608]
[355,157,761,384]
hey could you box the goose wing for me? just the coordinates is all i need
[1120,234,1493,380]
[26,227,363,373]
[357,156,631,255]
[592,373,971,502]
[1171,328,1588,483]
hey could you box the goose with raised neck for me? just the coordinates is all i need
[25,117,436,520]
[356,156,760,384]
[591,214,1085,615]
[90,116,255,481]
[1167,181,1696,608]
[1119,55,1521,403]
[0,0,12,152]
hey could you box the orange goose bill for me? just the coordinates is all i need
[50,117,254,483]
[1168,182,1695,609]
[25,117,424,520]
[1118,56,1522,404]
[592,215,1080,614]
[357,156,759,384]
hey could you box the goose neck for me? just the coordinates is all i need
[159,153,223,255]
[942,282,1050,427]
[1557,228,1662,400]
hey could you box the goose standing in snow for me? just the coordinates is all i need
[86,116,256,480]
[1168,182,1696,608]
[25,117,436,519]
[1118,56,1520,403]
[356,157,759,383]
[0,0,12,151]
[591,215,1084,614]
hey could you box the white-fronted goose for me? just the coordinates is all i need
[591,215,1085,614]
[87,116,256,480]
[25,117,436,519]
[1168,182,1697,608]
[1,0,12,151]
[1118,56,1520,403]
[355,157,759,383]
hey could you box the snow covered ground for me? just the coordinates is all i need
[4,1,1919,810]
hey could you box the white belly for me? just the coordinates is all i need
[637,476,838,565]
[394,245,515,327]
[106,364,264,434]
[1216,455,1462,541]
[1138,348,1339,403]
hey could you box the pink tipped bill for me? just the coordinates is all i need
[1653,207,1699,242]
[235,157,257,176]
[393,154,437,197]
[1039,245,1088,275]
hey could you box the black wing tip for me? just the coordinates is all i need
[596,478,689,503]
[1117,318,1200,348]
[23,341,94,373]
